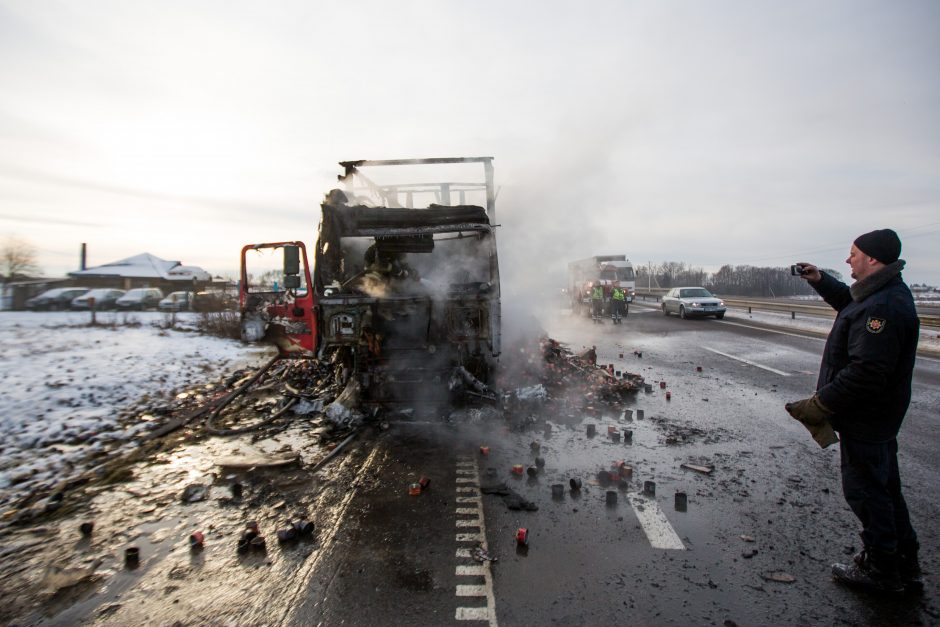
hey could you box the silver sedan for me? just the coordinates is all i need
[661,287,726,319]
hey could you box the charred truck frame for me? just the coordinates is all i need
[240,157,501,407]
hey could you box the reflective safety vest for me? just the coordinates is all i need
[591,286,603,300]
[612,287,625,301]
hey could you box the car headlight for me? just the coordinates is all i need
[691,302,702,307]
[719,301,724,306]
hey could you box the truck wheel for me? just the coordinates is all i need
[662,304,668,316]
[679,306,687,319]
[715,312,725,320]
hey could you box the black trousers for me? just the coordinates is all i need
[840,435,917,554]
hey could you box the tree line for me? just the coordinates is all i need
[635,262,844,297]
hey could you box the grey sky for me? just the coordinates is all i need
[1,0,938,288]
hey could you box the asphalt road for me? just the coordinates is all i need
[284,304,940,626]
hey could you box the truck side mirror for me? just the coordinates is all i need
[284,275,301,289]
[284,245,300,276]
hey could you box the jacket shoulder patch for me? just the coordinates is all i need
[866,317,886,334]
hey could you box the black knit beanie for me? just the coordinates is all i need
[854,229,901,264]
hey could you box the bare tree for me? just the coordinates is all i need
[1,236,41,281]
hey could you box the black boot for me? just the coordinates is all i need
[898,542,924,594]
[833,548,903,594]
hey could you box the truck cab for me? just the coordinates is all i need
[240,158,501,407]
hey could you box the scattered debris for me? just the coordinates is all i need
[41,559,102,592]
[189,531,205,549]
[480,481,538,511]
[761,571,796,583]
[124,547,140,567]
[472,544,497,562]
[215,452,300,469]
[681,463,714,475]
[180,483,209,503]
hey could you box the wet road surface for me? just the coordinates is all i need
[14,305,938,625]
[284,305,940,625]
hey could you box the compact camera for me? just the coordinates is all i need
[790,264,807,276]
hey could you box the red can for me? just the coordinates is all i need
[480,446,490,455]
[408,483,421,496]
[666,391,672,401]
[418,476,431,490]
[189,531,205,548]
[511,464,524,476]
[696,366,703,372]
[659,381,667,389]
[516,527,529,546]
[607,425,617,435]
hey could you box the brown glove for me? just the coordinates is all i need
[785,395,839,449]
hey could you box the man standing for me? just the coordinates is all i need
[590,282,604,324]
[611,281,626,324]
[785,229,921,594]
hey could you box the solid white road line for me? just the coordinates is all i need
[625,492,686,550]
[702,346,791,376]
[717,319,827,341]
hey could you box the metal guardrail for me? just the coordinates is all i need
[634,288,940,329]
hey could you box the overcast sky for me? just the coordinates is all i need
[1,0,938,291]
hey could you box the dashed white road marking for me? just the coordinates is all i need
[702,346,791,376]
[625,492,686,550]
[454,455,498,626]
[456,584,487,597]
[456,607,493,621]
[456,532,485,542]
[456,518,481,528]
[716,319,827,341]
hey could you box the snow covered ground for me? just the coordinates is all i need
[0,311,272,512]
[721,306,940,355]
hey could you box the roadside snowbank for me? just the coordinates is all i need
[722,306,940,354]
[0,311,270,509]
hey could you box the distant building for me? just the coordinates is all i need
[68,252,213,292]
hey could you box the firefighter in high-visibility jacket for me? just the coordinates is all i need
[591,283,604,322]
[611,282,626,324]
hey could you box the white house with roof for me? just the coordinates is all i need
[67,253,212,291]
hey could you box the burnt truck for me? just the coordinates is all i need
[239,157,501,406]
[567,255,636,318]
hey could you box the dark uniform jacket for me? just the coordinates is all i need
[812,262,919,442]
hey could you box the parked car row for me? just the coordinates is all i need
[23,287,236,312]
